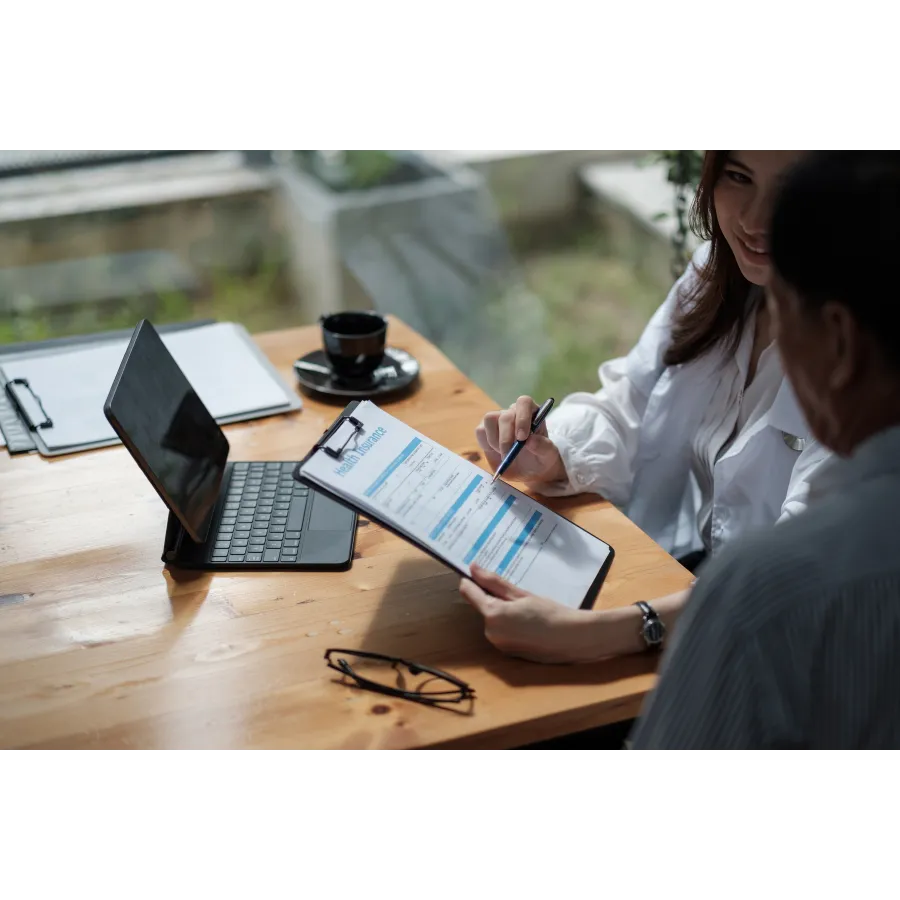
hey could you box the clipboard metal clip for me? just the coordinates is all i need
[5,378,53,430]
[319,414,364,460]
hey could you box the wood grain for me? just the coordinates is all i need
[0,317,692,748]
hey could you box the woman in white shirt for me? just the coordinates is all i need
[463,150,832,664]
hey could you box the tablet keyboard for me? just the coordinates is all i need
[208,462,307,564]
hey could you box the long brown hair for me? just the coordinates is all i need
[663,151,755,367]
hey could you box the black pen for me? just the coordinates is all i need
[491,398,555,484]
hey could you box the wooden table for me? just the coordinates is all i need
[0,318,691,749]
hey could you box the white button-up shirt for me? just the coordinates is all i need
[537,244,831,560]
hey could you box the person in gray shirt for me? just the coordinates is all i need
[632,151,900,749]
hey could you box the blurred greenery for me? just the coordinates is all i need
[510,220,667,401]
[0,252,294,345]
[293,150,437,192]
[0,218,667,407]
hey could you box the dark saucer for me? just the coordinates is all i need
[293,347,420,401]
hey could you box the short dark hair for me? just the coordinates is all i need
[770,151,900,369]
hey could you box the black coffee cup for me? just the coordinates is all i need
[320,311,388,379]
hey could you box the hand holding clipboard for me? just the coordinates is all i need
[294,400,614,610]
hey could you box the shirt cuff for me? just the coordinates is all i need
[525,430,590,497]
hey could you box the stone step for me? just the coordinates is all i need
[580,157,700,283]
[427,150,643,226]
[0,250,201,313]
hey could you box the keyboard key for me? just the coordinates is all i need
[249,541,266,551]
[228,554,246,563]
[221,517,237,526]
[263,550,281,563]
[232,538,249,547]
[211,552,228,562]
[246,553,263,563]
[271,516,288,526]
[234,527,251,536]
[250,528,268,538]
[219,525,234,534]
[285,531,302,540]
[283,539,301,549]
[215,541,231,551]
[269,525,285,534]
[266,540,283,549]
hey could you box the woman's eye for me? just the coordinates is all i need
[725,169,752,185]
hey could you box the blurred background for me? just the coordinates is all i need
[0,149,701,406]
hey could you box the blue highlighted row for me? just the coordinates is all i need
[464,495,516,565]
[364,438,421,497]
[497,511,542,576]
[429,474,483,540]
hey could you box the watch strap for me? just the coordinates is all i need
[635,600,666,649]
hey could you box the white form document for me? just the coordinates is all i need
[299,401,613,609]
[0,323,293,451]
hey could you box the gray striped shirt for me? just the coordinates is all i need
[631,424,900,749]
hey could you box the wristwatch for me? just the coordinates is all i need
[635,601,666,650]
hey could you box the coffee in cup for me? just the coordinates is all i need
[320,311,388,379]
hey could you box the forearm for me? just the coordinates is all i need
[570,589,691,662]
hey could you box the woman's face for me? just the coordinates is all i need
[714,151,808,286]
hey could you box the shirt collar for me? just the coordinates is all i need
[810,424,900,499]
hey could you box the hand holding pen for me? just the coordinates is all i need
[475,396,566,484]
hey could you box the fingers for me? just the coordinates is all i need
[470,564,526,600]
[478,397,546,468]
[514,396,538,441]
[497,407,517,455]
[480,410,502,454]
[475,427,502,471]
[458,577,494,615]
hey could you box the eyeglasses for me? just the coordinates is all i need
[324,648,475,710]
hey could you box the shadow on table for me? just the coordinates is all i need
[354,554,655,693]
[164,567,212,630]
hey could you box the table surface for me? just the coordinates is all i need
[0,318,692,749]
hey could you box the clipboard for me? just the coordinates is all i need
[0,319,218,454]
[293,402,615,610]
[0,320,302,458]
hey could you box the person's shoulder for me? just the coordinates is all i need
[672,242,711,296]
[688,241,712,269]
[644,243,712,336]
[699,484,899,627]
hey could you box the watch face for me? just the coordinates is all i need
[643,618,666,645]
